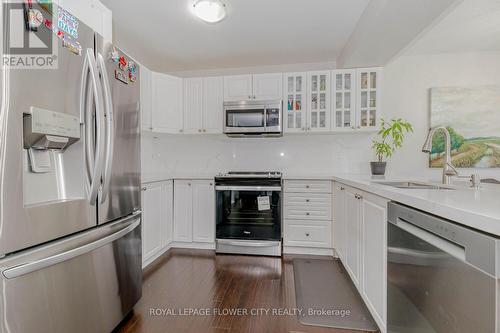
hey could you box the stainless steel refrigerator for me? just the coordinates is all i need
[0,2,142,332]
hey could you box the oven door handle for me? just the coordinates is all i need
[215,186,282,191]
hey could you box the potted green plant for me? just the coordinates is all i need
[371,118,413,176]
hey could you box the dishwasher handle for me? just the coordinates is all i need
[394,218,466,261]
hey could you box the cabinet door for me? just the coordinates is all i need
[361,193,388,330]
[307,72,331,132]
[142,183,164,262]
[163,181,174,245]
[192,180,215,243]
[333,183,346,260]
[140,66,152,131]
[344,188,361,286]
[224,75,253,101]
[202,77,224,133]
[332,70,356,130]
[283,73,307,133]
[356,68,382,129]
[173,180,193,242]
[183,78,203,134]
[252,73,283,100]
[152,73,183,133]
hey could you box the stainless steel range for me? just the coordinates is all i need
[215,172,282,256]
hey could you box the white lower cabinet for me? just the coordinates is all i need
[334,181,388,333]
[361,192,387,332]
[141,180,173,267]
[283,180,333,254]
[174,180,215,245]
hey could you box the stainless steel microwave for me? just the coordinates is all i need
[223,100,282,137]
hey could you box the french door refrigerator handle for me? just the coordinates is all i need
[97,52,114,203]
[2,218,140,279]
[80,48,105,205]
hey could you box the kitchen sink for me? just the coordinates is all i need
[375,181,455,190]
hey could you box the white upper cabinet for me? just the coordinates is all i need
[203,77,224,133]
[332,70,356,130]
[283,73,307,133]
[183,77,224,134]
[307,71,331,132]
[140,66,152,131]
[224,73,282,101]
[57,0,112,41]
[152,72,183,133]
[356,67,382,129]
[224,75,253,101]
[183,78,204,134]
[252,73,283,100]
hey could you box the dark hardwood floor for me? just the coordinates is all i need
[116,249,375,333]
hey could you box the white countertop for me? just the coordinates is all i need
[142,173,214,183]
[329,174,500,237]
[142,171,500,236]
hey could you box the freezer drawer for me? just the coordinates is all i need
[0,213,142,333]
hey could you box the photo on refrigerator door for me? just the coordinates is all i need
[429,86,500,168]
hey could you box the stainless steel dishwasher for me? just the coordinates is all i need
[387,202,499,333]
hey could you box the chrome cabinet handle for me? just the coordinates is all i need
[179,129,184,133]
[141,187,147,192]
[203,129,206,132]
[97,52,114,204]
[306,212,310,216]
[248,95,252,99]
[306,185,310,189]
[340,187,345,190]
[306,199,310,202]
[305,233,310,237]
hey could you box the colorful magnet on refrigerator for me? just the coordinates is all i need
[115,69,129,84]
[129,72,137,83]
[118,56,128,71]
[110,48,120,63]
[57,8,79,39]
[62,36,82,56]
[128,61,137,74]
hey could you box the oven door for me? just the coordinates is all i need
[216,186,281,242]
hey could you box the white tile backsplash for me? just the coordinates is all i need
[141,132,374,176]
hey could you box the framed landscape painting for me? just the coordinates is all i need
[429,86,500,168]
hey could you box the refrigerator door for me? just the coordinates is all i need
[0,2,102,256]
[95,36,141,225]
[0,212,142,333]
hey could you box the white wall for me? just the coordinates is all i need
[382,50,500,179]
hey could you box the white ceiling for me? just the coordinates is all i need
[405,0,500,55]
[100,0,370,72]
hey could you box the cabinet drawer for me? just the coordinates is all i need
[284,180,332,193]
[284,223,332,248]
[284,194,332,221]
[284,193,332,207]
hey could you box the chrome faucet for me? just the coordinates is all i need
[422,126,458,185]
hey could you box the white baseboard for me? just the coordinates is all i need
[283,246,334,256]
[170,241,216,250]
[142,244,172,268]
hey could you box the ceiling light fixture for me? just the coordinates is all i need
[192,0,227,23]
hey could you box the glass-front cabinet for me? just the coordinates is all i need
[332,70,356,130]
[308,71,331,132]
[284,73,307,133]
[356,68,381,129]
